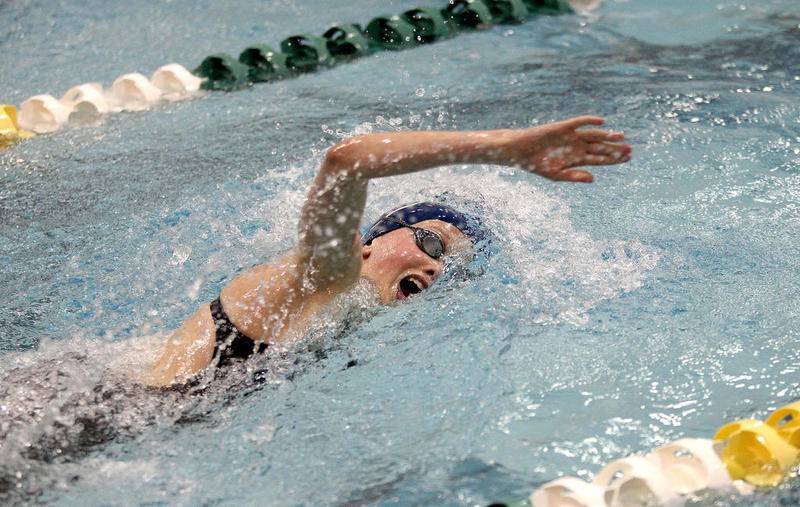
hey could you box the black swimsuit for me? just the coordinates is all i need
[209,297,267,367]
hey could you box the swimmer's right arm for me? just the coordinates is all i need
[297,116,631,286]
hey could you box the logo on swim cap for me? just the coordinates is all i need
[362,201,486,245]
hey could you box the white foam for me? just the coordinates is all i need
[364,167,659,325]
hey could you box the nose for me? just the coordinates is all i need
[400,244,442,279]
[422,257,442,280]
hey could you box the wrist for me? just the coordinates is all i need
[472,129,517,166]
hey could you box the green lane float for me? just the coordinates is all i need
[238,45,289,82]
[281,34,333,72]
[402,8,451,43]
[523,0,574,14]
[443,0,494,29]
[323,24,371,58]
[486,0,530,23]
[195,54,251,91]
[365,15,419,50]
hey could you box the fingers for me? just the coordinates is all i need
[586,141,632,158]
[577,129,625,143]
[532,157,594,182]
[552,169,594,183]
[577,152,631,166]
[561,115,605,129]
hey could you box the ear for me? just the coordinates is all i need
[361,243,372,260]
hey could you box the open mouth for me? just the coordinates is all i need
[397,276,425,299]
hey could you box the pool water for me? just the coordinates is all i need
[1,0,799,505]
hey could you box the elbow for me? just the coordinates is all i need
[323,136,366,174]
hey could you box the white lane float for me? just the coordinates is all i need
[647,438,753,497]
[593,456,683,507]
[109,73,163,111]
[18,94,73,134]
[530,476,605,507]
[566,0,603,13]
[151,63,203,101]
[61,83,109,124]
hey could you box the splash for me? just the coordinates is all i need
[364,167,660,325]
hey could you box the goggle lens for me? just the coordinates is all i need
[414,229,445,259]
[382,216,446,260]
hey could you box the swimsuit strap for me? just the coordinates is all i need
[209,297,267,367]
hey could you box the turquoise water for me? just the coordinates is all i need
[1,0,799,505]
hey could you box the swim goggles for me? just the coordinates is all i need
[382,216,445,259]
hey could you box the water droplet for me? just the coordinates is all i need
[170,245,191,266]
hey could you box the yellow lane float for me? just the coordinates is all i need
[714,418,799,487]
[0,105,34,150]
[766,401,800,448]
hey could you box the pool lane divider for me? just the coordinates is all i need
[0,63,203,143]
[489,400,800,507]
[0,105,34,150]
[0,0,586,151]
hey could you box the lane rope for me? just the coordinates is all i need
[490,400,800,507]
[0,0,592,150]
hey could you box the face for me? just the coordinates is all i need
[360,219,472,304]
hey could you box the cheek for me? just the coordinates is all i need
[375,244,421,272]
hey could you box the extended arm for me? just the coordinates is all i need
[143,117,630,385]
[295,116,631,288]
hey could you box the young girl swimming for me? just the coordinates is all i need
[145,116,631,386]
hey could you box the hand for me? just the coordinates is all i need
[502,116,632,183]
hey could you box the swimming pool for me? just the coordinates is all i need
[1,0,799,504]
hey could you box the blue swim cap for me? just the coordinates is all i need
[362,202,486,245]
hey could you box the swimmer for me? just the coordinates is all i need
[145,116,631,386]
